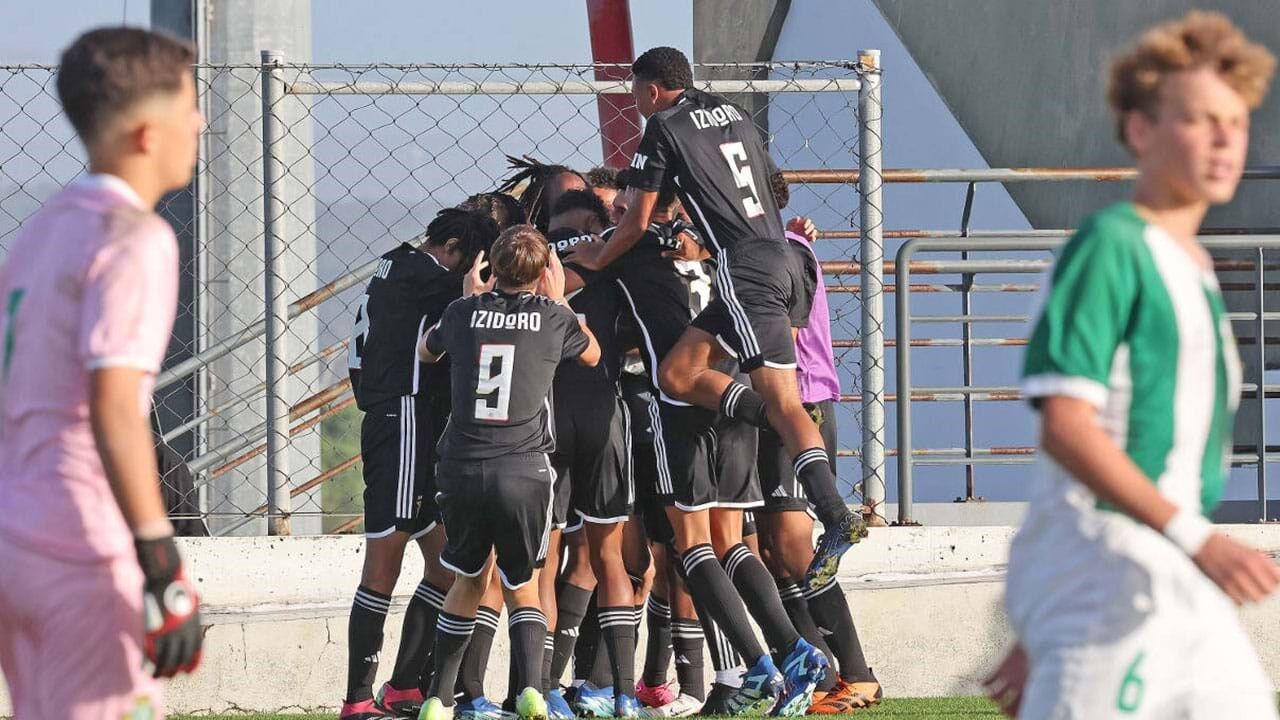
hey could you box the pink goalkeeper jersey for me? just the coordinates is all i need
[0,174,178,562]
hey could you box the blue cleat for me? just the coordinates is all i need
[614,693,641,718]
[723,656,782,716]
[573,683,616,718]
[454,696,506,720]
[804,513,868,590]
[547,689,574,720]
[771,638,829,716]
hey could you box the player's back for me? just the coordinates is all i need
[640,89,784,252]
[548,228,621,392]
[432,289,587,460]
[0,175,178,561]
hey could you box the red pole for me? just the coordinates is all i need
[585,0,641,168]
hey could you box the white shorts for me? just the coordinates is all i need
[1006,512,1275,720]
[0,533,162,720]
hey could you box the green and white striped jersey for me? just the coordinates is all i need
[1022,202,1242,517]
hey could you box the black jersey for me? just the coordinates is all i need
[424,290,590,460]
[587,226,715,404]
[348,243,459,411]
[630,88,784,253]
[547,227,621,392]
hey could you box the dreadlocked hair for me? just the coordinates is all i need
[496,155,588,233]
[457,191,524,231]
[424,208,500,271]
[551,189,611,232]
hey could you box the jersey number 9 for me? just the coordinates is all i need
[475,343,515,422]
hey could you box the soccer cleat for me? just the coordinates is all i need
[805,676,881,714]
[723,657,783,716]
[635,680,677,709]
[343,698,399,720]
[697,683,737,716]
[803,513,868,590]
[615,693,642,718]
[573,682,616,718]
[454,696,508,720]
[640,693,703,718]
[515,687,548,720]
[772,638,829,716]
[547,689,574,720]
[377,683,426,717]
[417,697,453,720]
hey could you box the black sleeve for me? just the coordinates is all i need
[631,116,673,192]
[557,306,591,361]
[565,261,604,287]
[424,302,456,357]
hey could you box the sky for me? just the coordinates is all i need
[2,1,1268,511]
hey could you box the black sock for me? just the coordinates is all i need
[633,604,644,641]
[346,585,391,703]
[551,583,592,686]
[589,625,613,688]
[721,544,800,657]
[427,611,475,706]
[671,618,706,701]
[542,633,556,693]
[719,382,770,430]
[389,580,447,691]
[509,607,548,694]
[600,606,638,698]
[573,597,602,684]
[794,449,850,529]
[807,580,872,682]
[642,594,673,686]
[681,544,764,665]
[777,578,837,691]
[457,605,500,700]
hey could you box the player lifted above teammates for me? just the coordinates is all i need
[0,26,203,719]
[983,11,1279,720]
[566,47,866,590]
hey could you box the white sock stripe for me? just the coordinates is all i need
[544,635,557,648]
[722,545,752,578]
[599,616,636,629]
[354,589,391,611]
[682,546,717,573]
[802,578,841,600]
[353,597,390,615]
[415,583,447,606]
[509,611,548,627]
[647,596,671,614]
[475,611,503,630]
[598,609,636,622]
[777,584,805,601]
[721,382,746,415]
[436,616,476,635]
[793,449,828,475]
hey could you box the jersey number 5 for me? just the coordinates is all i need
[719,141,765,219]
[475,343,515,422]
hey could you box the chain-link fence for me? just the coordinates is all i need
[0,58,882,534]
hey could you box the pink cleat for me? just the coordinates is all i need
[635,680,677,709]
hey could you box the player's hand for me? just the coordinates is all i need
[787,216,817,243]
[1193,532,1280,605]
[562,240,606,271]
[135,535,203,677]
[658,220,706,262]
[465,251,495,297]
[540,250,567,303]
[982,643,1028,717]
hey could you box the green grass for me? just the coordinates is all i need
[172,697,1004,720]
[320,402,365,533]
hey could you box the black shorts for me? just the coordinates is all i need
[551,392,634,529]
[650,401,762,512]
[691,238,817,373]
[436,452,555,589]
[360,395,441,538]
[758,399,838,513]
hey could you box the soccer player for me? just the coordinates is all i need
[983,12,1279,719]
[342,208,499,719]
[499,156,590,233]
[565,47,865,593]
[586,166,624,225]
[0,27,203,719]
[417,226,600,720]
[567,179,827,716]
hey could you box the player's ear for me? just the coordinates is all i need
[1123,110,1153,156]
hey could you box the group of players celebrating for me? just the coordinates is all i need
[343,46,878,720]
[5,10,1280,720]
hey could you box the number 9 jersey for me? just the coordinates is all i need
[424,289,590,460]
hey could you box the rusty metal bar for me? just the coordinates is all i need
[783,165,1280,185]
[331,515,363,534]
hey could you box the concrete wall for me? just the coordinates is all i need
[5,527,1280,713]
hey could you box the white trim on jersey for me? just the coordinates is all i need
[1022,374,1108,410]
[648,395,676,495]
[85,355,161,372]
[397,395,417,520]
[411,315,427,395]
[615,279,691,407]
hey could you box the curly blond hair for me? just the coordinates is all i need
[1108,10,1275,146]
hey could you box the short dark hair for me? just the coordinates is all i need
[586,166,620,189]
[490,225,550,287]
[424,208,500,270]
[769,171,790,210]
[632,47,693,91]
[458,191,524,231]
[57,27,196,143]
[551,189,610,231]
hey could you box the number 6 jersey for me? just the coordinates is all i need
[424,290,590,460]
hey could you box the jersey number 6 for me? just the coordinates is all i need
[475,343,515,422]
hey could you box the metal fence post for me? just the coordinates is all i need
[857,49,886,523]
[1257,247,1268,521]
[261,50,292,536]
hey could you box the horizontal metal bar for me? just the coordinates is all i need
[815,227,1278,240]
[287,78,861,96]
[912,314,1028,324]
[784,166,1280,184]
[832,338,1028,349]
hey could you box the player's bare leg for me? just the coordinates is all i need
[377,526,455,713]
[658,328,865,589]
[422,556,496,717]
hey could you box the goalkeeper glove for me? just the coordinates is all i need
[136,535,203,677]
